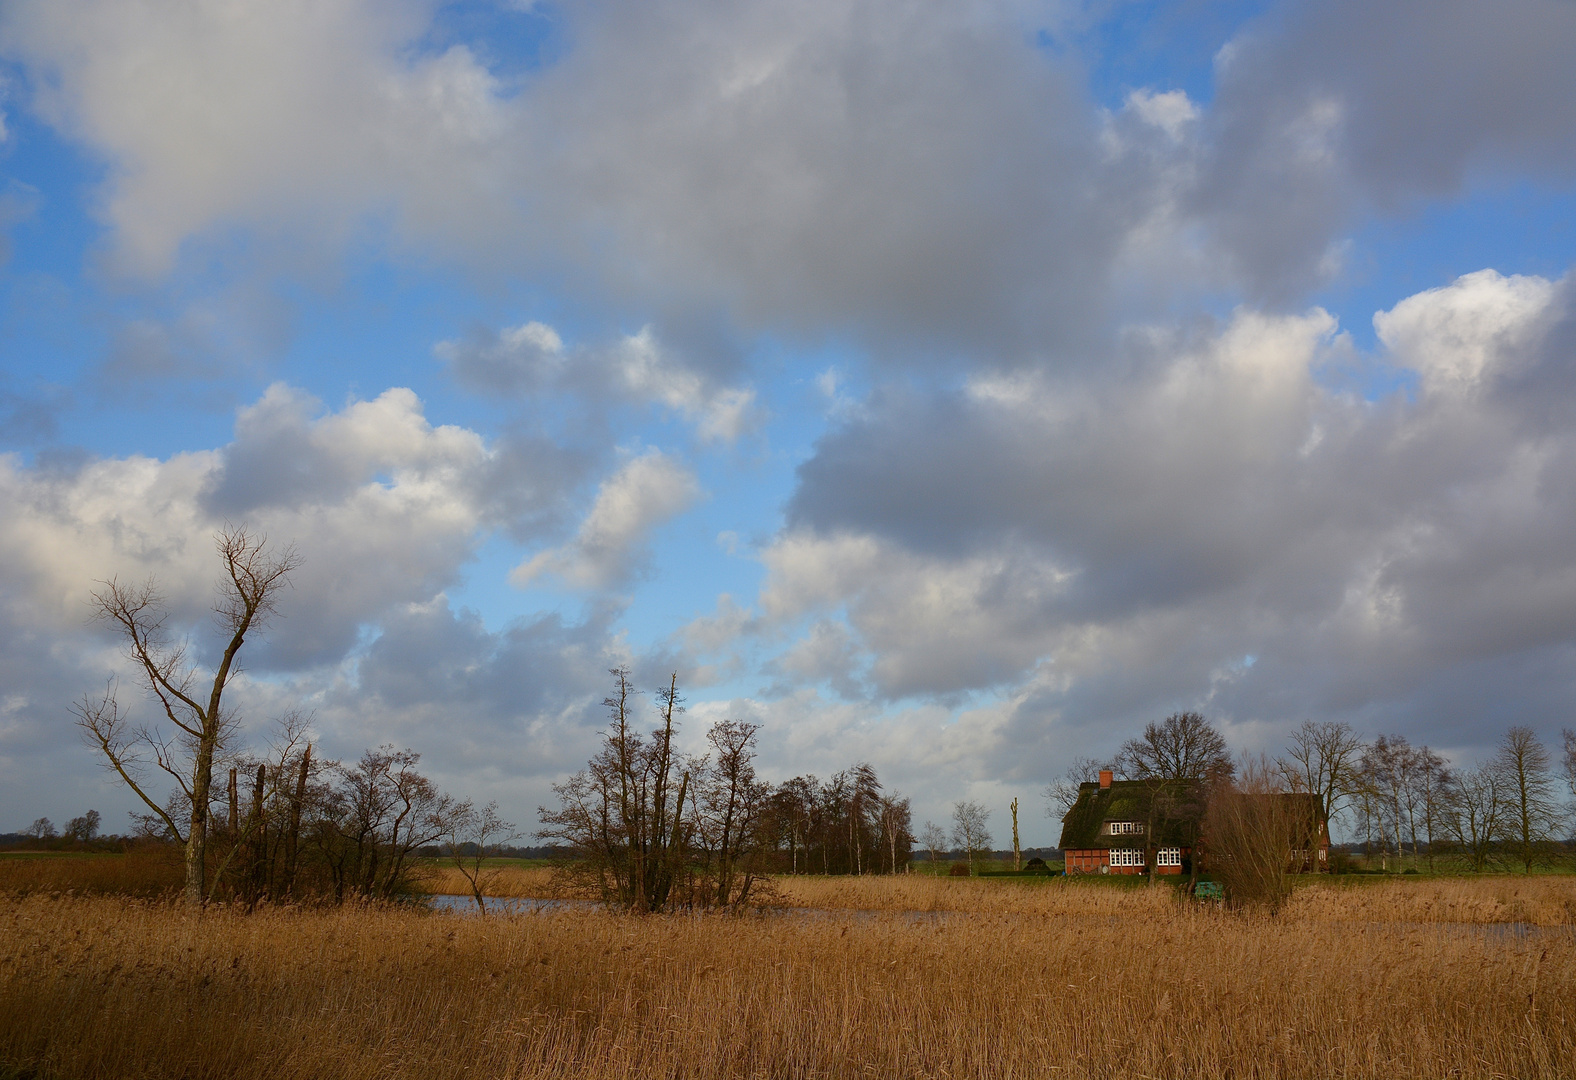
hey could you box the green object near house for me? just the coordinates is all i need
[1194,881,1224,901]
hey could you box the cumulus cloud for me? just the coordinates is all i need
[512,448,701,589]
[1374,269,1560,393]
[753,272,1576,763]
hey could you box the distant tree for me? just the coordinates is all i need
[767,775,817,874]
[65,810,101,843]
[1493,727,1562,873]
[919,821,948,868]
[1276,721,1366,827]
[26,817,56,840]
[1116,712,1233,784]
[874,794,913,874]
[444,801,522,914]
[1444,764,1503,872]
[950,800,992,874]
[73,526,299,904]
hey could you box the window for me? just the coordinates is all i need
[1109,848,1144,867]
[1106,821,1145,835]
[1156,847,1181,867]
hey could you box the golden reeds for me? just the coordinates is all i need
[2,879,1572,1079]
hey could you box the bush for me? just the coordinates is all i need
[948,863,971,877]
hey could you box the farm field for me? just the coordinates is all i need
[2,873,1574,1080]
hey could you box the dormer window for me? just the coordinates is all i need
[1105,821,1144,835]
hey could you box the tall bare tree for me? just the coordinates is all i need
[73,526,299,904]
[539,669,696,911]
[1494,727,1562,873]
[694,720,770,907]
[1277,720,1366,828]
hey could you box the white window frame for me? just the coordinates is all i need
[1106,821,1146,836]
[1156,846,1182,867]
[1109,848,1144,867]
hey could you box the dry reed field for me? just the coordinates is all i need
[0,849,182,898]
[3,880,1574,1080]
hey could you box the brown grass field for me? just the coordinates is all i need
[3,868,1575,1080]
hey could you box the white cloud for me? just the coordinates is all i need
[1374,268,1559,392]
[512,448,701,589]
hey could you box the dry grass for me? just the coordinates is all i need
[3,881,1573,1080]
[1286,876,1576,926]
[0,848,182,898]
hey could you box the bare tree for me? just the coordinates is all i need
[538,669,697,911]
[1202,758,1321,913]
[445,801,522,914]
[694,720,770,908]
[1494,727,1562,873]
[1277,720,1366,828]
[73,526,299,903]
[1117,712,1234,784]
[919,821,948,869]
[950,800,992,874]
[315,746,453,902]
[25,818,56,841]
[1445,764,1503,872]
[1043,757,1106,818]
[875,794,912,874]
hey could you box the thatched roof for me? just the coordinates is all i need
[1056,779,1203,850]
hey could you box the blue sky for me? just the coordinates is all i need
[3,0,1576,845]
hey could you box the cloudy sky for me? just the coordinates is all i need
[3,0,1575,845]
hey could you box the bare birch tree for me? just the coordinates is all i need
[950,800,992,874]
[73,526,299,904]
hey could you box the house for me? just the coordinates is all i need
[1057,770,1199,876]
[1058,771,1332,876]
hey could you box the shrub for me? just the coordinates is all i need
[948,862,971,877]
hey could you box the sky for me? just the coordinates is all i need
[3,0,1576,847]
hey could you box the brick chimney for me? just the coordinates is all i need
[1099,769,1113,790]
